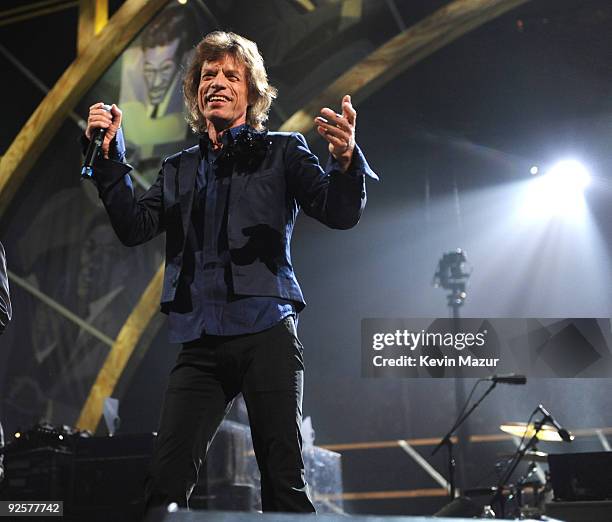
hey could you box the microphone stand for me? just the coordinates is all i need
[432,379,498,499]
[491,404,568,517]
[490,418,544,518]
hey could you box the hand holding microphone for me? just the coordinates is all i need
[82,102,122,178]
[86,102,122,156]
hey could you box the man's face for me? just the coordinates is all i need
[143,38,180,106]
[198,54,249,129]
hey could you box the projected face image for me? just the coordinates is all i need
[143,38,180,106]
[198,54,249,129]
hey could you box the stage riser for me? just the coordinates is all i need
[545,500,612,522]
[145,509,559,522]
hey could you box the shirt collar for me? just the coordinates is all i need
[198,123,249,156]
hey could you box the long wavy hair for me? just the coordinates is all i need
[183,31,277,133]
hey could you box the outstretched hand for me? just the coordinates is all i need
[314,94,356,172]
[86,102,122,159]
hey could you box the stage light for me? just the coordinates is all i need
[547,159,590,190]
[530,165,538,175]
[520,159,591,221]
[14,432,21,439]
[177,0,187,4]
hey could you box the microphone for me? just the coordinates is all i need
[486,373,527,385]
[537,404,573,442]
[81,103,111,179]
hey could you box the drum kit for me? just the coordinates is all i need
[465,421,573,519]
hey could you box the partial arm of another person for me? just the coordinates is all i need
[84,102,165,246]
[0,420,4,483]
[0,242,12,335]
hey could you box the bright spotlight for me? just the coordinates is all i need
[547,159,590,190]
[520,159,591,221]
[530,165,539,175]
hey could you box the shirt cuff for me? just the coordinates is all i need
[325,143,379,181]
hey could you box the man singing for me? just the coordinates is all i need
[85,31,377,513]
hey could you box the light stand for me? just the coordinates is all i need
[433,249,471,498]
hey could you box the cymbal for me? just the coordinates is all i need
[523,450,549,462]
[500,422,565,442]
[500,450,549,463]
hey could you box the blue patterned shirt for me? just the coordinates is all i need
[167,125,295,342]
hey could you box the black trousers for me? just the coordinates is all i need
[144,316,316,513]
